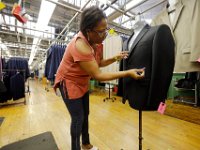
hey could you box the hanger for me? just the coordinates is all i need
[16,69,20,74]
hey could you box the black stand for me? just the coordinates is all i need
[103,83,116,102]
[139,110,143,150]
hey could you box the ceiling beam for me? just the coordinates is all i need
[0,30,53,41]
[121,0,167,25]
[47,0,92,42]
[46,0,82,13]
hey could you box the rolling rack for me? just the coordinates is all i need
[103,82,116,102]
[0,69,28,105]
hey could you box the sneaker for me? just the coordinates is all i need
[82,144,98,150]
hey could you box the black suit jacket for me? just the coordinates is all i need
[119,24,175,110]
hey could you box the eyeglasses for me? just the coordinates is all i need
[92,27,110,38]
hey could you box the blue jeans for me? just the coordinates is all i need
[59,86,90,150]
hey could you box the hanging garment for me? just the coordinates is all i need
[0,57,29,102]
[0,80,6,93]
[101,35,122,84]
[44,49,52,79]
[10,73,25,100]
[0,73,12,103]
[45,44,65,81]
[0,50,2,81]
[118,24,175,111]
[7,57,30,79]
[151,0,200,72]
[2,58,6,69]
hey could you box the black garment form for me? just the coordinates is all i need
[118,24,175,111]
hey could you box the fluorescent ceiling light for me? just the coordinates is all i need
[125,0,144,10]
[29,0,58,65]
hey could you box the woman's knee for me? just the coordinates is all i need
[71,114,84,125]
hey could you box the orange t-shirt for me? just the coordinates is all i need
[54,31,103,99]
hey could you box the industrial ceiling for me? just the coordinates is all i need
[0,0,168,69]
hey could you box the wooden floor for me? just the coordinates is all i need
[0,80,200,150]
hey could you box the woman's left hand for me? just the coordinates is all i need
[114,51,129,61]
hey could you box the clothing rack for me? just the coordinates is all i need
[103,82,116,102]
[0,69,27,105]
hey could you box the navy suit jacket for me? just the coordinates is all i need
[10,73,25,100]
[45,45,65,81]
[7,58,30,79]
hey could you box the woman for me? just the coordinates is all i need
[54,6,145,150]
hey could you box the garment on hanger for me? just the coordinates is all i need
[0,49,2,81]
[0,73,12,103]
[101,35,122,84]
[118,24,175,110]
[0,80,6,93]
[45,44,66,81]
[10,73,25,100]
[0,57,29,102]
[6,57,30,79]
[151,0,200,72]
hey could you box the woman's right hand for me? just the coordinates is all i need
[127,68,145,80]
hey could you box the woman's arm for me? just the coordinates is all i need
[99,57,116,67]
[99,51,129,67]
[79,60,144,81]
[76,39,144,81]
